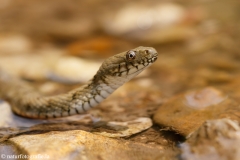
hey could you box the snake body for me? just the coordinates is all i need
[0,46,158,119]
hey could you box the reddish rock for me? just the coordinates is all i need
[153,87,240,137]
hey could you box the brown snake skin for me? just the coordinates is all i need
[0,46,158,119]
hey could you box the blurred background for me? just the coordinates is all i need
[0,0,240,99]
[0,0,240,91]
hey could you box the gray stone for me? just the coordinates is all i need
[181,119,240,160]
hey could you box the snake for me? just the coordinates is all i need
[0,46,158,119]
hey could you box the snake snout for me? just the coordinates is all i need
[145,47,158,56]
[145,47,158,63]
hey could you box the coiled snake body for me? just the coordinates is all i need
[0,46,158,119]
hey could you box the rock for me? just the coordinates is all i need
[0,1,96,41]
[0,48,64,81]
[0,48,102,83]
[94,117,152,138]
[101,3,203,44]
[153,87,240,137]
[49,56,101,83]
[0,35,32,54]
[66,36,117,58]
[101,3,186,36]
[0,102,152,139]
[66,36,134,59]
[180,119,240,160]
[137,26,196,44]
[184,87,227,109]
[5,130,172,160]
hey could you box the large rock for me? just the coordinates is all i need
[153,87,240,137]
[4,130,174,160]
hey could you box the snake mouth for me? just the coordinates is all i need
[146,47,158,61]
[152,56,158,62]
[127,65,148,76]
[127,55,157,76]
[147,55,158,64]
[127,61,154,76]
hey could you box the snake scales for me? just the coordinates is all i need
[0,46,158,119]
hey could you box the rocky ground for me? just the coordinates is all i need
[0,0,240,160]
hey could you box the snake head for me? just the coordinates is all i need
[125,46,158,63]
[93,46,158,85]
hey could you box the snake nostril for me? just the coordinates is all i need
[145,49,158,56]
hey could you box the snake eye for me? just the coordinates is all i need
[126,50,136,60]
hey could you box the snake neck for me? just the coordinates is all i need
[68,74,128,112]
[1,70,128,118]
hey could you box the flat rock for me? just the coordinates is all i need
[153,87,240,137]
[180,118,240,160]
[94,117,152,138]
[5,130,172,160]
